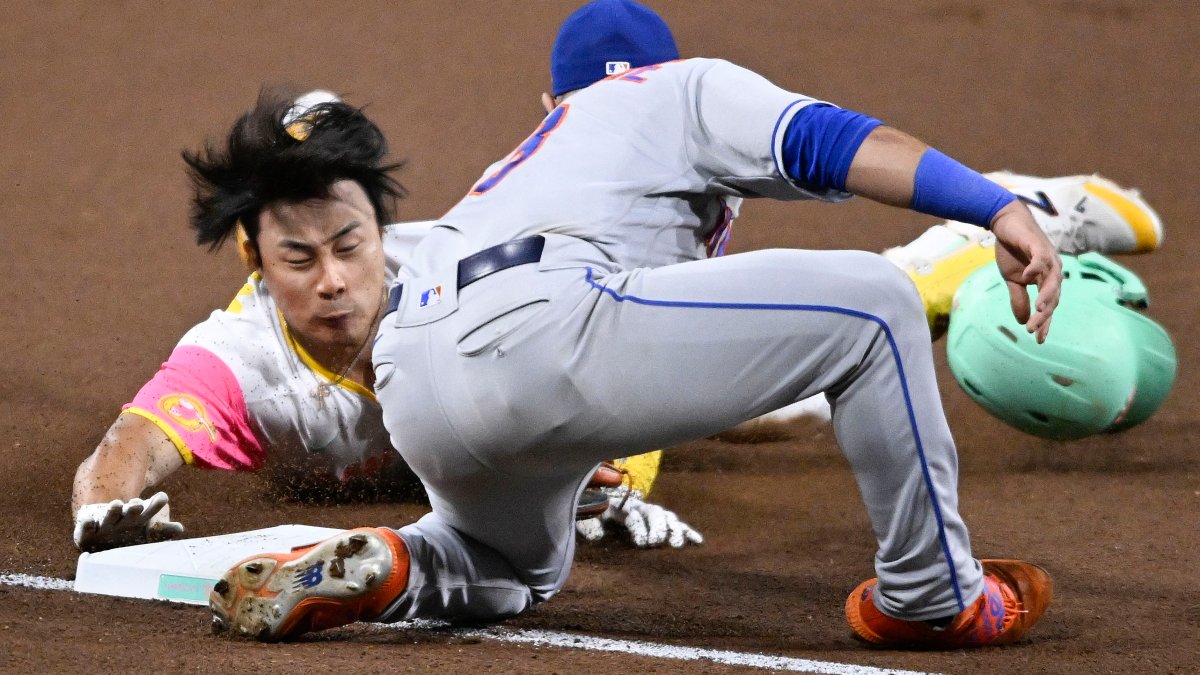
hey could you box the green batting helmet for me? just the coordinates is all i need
[946,252,1176,440]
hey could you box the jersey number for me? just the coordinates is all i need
[470,104,569,195]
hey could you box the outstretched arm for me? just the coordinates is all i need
[843,126,1062,342]
[71,413,186,551]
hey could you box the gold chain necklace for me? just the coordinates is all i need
[312,286,387,409]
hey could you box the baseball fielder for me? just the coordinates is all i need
[212,0,1061,649]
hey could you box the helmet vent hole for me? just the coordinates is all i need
[996,326,1019,343]
[1051,374,1074,387]
[1027,411,1050,423]
[1081,272,1105,282]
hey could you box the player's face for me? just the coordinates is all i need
[256,180,387,359]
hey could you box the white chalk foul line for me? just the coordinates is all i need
[376,620,941,674]
[453,627,940,675]
[0,572,74,591]
[3,572,938,675]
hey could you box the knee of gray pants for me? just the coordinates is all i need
[843,251,929,338]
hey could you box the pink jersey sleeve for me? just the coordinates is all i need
[122,345,265,470]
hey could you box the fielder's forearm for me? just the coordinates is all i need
[843,126,925,207]
[846,126,1017,227]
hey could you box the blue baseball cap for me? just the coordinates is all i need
[550,0,679,97]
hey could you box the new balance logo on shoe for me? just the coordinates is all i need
[210,528,411,641]
[964,582,1009,645]
[293,561,325,589]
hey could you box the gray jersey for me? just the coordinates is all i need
[405,58,847,278]
[375,58,982,625]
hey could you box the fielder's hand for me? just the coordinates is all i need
[576,486,703,548]
[990,200,1063,343]
[73,491,185,552]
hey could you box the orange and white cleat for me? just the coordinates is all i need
[209,527,409,641]
[845,559,1053,649]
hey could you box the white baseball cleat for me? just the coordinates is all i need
[986,171,1164,255]
[209,527,409,641]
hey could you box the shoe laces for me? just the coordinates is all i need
[959,575,1019,645]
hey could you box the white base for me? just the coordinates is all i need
[74,524,342,605]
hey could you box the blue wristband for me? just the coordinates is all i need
[910,149,1016,228]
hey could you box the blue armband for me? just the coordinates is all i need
[910,149,1016,228]
[779,103,881,192]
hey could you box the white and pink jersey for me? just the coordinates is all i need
[123,222,434,485]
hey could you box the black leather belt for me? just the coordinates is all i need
[386,235,545,314]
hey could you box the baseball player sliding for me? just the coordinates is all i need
[70,92,699,554]
[211,0,1067,649]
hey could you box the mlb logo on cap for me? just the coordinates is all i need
[419,285,443,308]
[550,0,679,96]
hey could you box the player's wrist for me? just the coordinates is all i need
[910,149,1016,228]
[988,199,1036,234]
[73,501,116,550]
[73,501,114,523]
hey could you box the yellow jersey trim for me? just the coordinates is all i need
[1084,182,1161,253]
[225,271,262,314]
[277,310,377,402]
[121,407,196,465]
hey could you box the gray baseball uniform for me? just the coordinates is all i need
[374,58,983,623]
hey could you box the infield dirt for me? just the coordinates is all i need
[2,2,1197,673]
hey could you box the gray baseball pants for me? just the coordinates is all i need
[373,234,983,623]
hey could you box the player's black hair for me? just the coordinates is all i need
[182,86,406,251]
